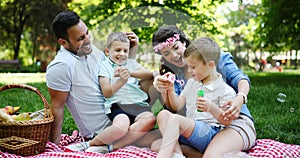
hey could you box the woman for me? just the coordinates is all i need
[151,25,256,158]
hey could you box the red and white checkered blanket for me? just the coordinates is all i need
[1,130,299,158]
[0,130,157,158]
[247,139,300,158]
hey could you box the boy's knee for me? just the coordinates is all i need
[137,112,156,125]
[157,110,171,121]
[157,110,172,126]
[113,114,130,130]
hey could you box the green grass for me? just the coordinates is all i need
[0,72,299,145]
[247,72,300,144]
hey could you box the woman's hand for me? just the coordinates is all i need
[220,95,243,121]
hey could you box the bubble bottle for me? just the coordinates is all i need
[197,90,204,112]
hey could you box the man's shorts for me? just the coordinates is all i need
[179,121,221,153]
[227,114,256,150]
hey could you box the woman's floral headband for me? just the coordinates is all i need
[153,34,180,52]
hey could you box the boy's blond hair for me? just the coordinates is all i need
[184,37,220,64]
[106,32,130,48]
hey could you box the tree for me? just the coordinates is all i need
[0,0,29,60]
[69,0,226,43]
[218,0,263,68]
[68,0,227,69]
[261,0,300,67]
[0,0,70,62]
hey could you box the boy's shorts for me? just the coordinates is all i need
[227,114,256,150]
[179,121,221,153]
[107,103,151,124]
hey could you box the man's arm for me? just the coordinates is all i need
[48,88,68,145]
[125,32,139,59]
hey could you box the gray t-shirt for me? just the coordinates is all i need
[46,45,111,138]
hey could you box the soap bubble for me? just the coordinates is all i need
[277,93,287,103]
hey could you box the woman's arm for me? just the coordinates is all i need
[222,79,249,120]
[218,52,251,120]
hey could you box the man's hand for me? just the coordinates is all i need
[125,32,139,59]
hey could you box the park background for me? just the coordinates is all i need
[0,0,299,145]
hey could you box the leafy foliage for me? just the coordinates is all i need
[0,0,70,61]
[0,0,300,70]
[69,0,224,43]
[261,0,300,51]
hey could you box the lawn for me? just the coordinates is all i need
[0,72,299,145]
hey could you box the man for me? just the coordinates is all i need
[46,11,139,145]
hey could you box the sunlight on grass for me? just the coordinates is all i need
[0,73,46,84]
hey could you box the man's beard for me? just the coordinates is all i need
[77,43,92,56]
[68,43,92,56]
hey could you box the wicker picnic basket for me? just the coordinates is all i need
[0,84,54,156]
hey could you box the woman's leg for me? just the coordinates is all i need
[203,128,243,158]
[204,115,256,158]
[90,114,130,146]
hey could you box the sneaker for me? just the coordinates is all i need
[172,153,186,158]
[85,144,113,154]
[65,141,90,151]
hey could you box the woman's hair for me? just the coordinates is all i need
[152,25,191,75]
[51,11,80,41]
[152,25,190,52]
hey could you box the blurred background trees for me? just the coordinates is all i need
[0,0,299,72]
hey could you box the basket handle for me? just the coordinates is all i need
[0,84,51,117]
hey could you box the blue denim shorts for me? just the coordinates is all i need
[179,120,221,153]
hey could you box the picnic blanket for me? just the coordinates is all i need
[1,130,299,158]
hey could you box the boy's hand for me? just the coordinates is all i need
[153,74,174,93]
[114,66,130,82]
[196,97,212,112]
